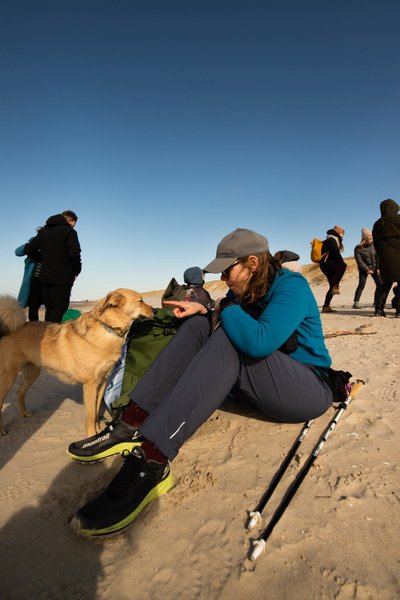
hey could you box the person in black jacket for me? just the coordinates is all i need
[352,228,382,309]
[24,210,82,322]
[372,199,400,317]
[319,225,347,313]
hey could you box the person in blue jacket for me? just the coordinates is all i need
[15,240,43,320]
[69,228,341,538]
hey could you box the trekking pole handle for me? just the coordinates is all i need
[349,379,365,400]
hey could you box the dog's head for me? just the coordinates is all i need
[89,288,154,334]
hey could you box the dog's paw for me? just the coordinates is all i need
[0,427,8,436]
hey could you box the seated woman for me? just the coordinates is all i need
[68,228,338,537]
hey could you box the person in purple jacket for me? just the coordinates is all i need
[69,228,339,538]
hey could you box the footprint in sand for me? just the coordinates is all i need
[147,520,234,600]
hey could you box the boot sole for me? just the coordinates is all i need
[68,441,142,463]
[71,471,174,536]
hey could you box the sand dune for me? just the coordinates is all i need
[0,265,399,600]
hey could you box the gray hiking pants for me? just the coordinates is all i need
[131,315,332,460]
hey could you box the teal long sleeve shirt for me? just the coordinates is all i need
[220,269,331,368]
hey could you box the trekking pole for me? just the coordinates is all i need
[249,379,364,562]
[247,419,314,531]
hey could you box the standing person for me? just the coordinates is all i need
[372,198,400,317]
[24,210,82,322]
[183,266,214,309]
[352,228,382,309]
[319,225,347,313]
[67,228,348,538]
[15,232,44,321]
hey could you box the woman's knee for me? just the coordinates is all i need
[178,314,210,342]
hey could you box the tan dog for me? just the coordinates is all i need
[0,289,154,436]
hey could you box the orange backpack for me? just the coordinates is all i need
[310,238,328,263]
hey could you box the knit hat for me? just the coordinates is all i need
[204,228,269,273]
[333,225,345,236]
[183,267,204,285]
[361,228,372,239]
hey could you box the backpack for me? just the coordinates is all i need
[109,308,181,412]
[310,238,328,263]
[161,277,188,304]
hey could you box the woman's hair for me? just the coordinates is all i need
[240,251,280,305]
[357,237,370,248]
[327,229,344,252]
[62,210,78,222]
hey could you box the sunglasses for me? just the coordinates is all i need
[221,261,240,278]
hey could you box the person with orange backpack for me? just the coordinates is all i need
[319,226,347,313]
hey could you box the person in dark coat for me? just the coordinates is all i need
[352,228,382,309]
[319,225,347,313]
[24,210,82,322]
[372,199,400,317]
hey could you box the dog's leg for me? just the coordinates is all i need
[95,381,108,433]
[83,382,100,437]
[17,363,41,419]
[0,365,21,435]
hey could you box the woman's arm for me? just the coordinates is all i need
[163,300,208,319]
[221,274,310,357]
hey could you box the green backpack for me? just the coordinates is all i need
[110,308,181,412]
[161,277,188,304]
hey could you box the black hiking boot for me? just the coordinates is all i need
[68,420,144,463]
[70,447,174,536]
[374,309,387,317]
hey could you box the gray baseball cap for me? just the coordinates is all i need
[203,228,269,273]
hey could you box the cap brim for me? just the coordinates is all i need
[203,256,238,273]
[283,251,300,262]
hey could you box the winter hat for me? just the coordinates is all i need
[361,228,372,239]
[204,228,269,273]
[333,225,345,236]
[183,266,204,285]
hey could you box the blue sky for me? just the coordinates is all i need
[1,0,399,300]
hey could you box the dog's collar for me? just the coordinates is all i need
[99,321,129,338]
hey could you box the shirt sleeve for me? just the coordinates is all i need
[220,274,310,357]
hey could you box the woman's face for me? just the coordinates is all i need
[221,256,258,296]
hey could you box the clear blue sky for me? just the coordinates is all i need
[1,0,399,300]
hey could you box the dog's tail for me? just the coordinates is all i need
[0,295,27,337]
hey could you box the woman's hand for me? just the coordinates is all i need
[163,301,207,319]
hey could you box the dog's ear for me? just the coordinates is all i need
[91,291,126,319]
[106,291,127,308]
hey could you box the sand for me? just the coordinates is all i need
[0,263,399,600]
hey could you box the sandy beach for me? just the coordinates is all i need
[0,262,399,600]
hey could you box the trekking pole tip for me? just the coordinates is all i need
[250,538,266,561]
[247,510,261,530]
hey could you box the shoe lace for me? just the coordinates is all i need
[107,449,144,498]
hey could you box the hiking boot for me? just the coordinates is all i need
[68,420,144,463]
[322,306,337,313]
[352,302,361,309]
[395,312,400,318]
[374,309,387,317]
[70,447,174,536]
[331,286,340,295]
